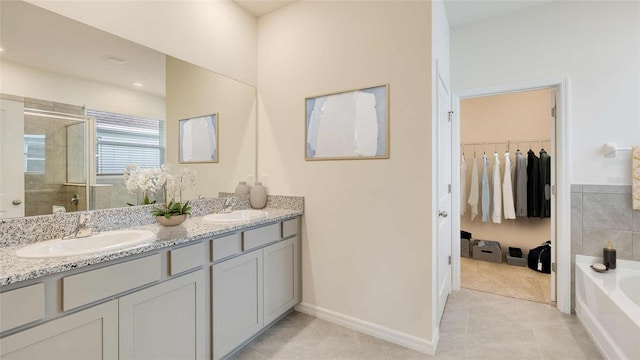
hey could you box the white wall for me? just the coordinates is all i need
[0,60,165,119]
[451,1,640,185]
[258,0,434,348]
[27,0,258,86]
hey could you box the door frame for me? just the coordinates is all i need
[452,77,571,314]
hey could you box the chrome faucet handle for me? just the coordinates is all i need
[68,213,92,238]
[220,198,234,213]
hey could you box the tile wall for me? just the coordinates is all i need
[571,184,639,261]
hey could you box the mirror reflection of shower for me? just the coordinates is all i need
[23,108,91,216]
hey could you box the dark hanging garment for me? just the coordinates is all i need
[527,150,540,217]
[539,150,551,218]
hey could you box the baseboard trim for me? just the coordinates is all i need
[294,302,435,355]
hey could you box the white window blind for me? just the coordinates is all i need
[24,134,46,173]
[88,109,165,175]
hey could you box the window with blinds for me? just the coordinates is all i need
[88,109,165,175]
[24,134,46,173]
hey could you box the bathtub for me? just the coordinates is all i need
[575,255,640,360]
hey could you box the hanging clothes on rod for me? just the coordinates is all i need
[527,149,541,218]
[492,152,502,223]
[481,153,490,222]
[460,138,551,223]
[503,151,516,220]
[468,156,479,221]
[514,149,528,217]
[540,149,551,218]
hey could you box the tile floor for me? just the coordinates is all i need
[228,289,603,360]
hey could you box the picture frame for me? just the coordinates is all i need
[305,84,389,160]
[179,113,219,163]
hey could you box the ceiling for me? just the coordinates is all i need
[233,0,296,18]
[444,0,555,27]
[0,1,166,97]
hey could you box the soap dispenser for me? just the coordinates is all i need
[603,240,616,270]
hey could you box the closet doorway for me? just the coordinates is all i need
[457,87,556,305]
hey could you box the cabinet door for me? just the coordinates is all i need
[263,236,300,325]
[0,300,118,360]
[213,250,263,360]
[119,270,206,360]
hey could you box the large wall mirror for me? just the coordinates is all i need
[0,0,257,219]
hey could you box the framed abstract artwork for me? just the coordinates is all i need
[179,113,218,163]
[305,84,389,160]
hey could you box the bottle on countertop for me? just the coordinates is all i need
[603,240,616,270]
[235,181,250,195]
[250,182,267,209]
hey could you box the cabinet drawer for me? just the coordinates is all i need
[0,283,45,332]
[62,254,161,311]
[212,233,242,262]
[243,223,280,251]
[282,218,298,238]
[170,242,205,275]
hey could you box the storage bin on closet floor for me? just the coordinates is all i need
[472,240,502,263]
[506,254,527,267]
[461,238,471,258]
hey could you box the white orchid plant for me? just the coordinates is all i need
[124,164,197,218]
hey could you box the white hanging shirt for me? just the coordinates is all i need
[461,155,467,216]
[468,158,479,221]
[492,153,502,224]
[503,152,516,219]
[481,155,490,222]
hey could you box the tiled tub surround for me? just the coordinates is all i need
[0,195,303,286]
[571,185,639,261]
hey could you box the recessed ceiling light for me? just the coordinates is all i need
[133,82,144,87]
[102,55,126,65]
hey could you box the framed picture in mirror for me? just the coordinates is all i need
[179,113,219,163]
[305,84,389,161]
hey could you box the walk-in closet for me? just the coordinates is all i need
[459,88,554,304]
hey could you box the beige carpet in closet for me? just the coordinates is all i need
[460,257,551,304]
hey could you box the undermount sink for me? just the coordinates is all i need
[203,210,268,223]
[15,229,156,259]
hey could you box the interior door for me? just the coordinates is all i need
[0,99,25,218]
[436,75,452,324]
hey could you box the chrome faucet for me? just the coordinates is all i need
[68,214,92,238]
[220,198,234,213]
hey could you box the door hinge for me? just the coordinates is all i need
[551,185,557,195]
[551,262,557,273]
[448,256,452,265]
[448,111,454,122]
[448,184,451,193]
[551,106,557,118]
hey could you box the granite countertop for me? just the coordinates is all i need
[0,208,302,287]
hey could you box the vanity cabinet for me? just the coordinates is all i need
[0,300,118,359]
[0,215,301,360]
[263,236,299,325]
[213,219,300,360]
[213,250,264,359]
[119,269,206,360]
